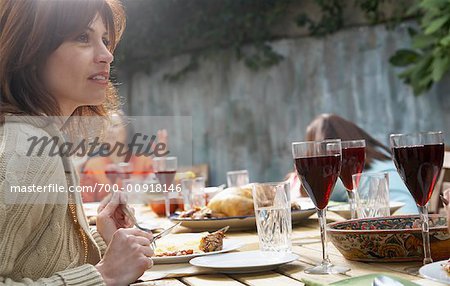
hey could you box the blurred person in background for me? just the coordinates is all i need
[80,110,168,202]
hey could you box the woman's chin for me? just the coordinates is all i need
[85,94,107,106]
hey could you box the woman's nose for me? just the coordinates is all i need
[95,44,114,64]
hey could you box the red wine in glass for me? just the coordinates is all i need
[390,132,444,266]
[155,170,176,191]
[294,154,341,210]
[292,139,349,275]
[340,146,365,190]
[392,144,444,206]
[340,141,365,219]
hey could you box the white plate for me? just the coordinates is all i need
[419,260,450,284]
[152,236,244,264]
[171,199,316,231]
[190,250,299,273]
[171,208,316,231]
[328,201,405,219]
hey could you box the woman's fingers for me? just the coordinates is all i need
[121,227,153,241]
[141,245,154,257]
[97,193,112,213]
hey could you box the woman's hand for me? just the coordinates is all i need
[95,228,154,285]
[96,191,134,245]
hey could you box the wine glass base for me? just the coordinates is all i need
[304,263,350,275]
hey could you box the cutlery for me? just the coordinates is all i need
[372,275,404,286]
[122,205,162,233]
[149,222,182,249]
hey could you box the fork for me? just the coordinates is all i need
[149,222,182,249]
[122,205,181,249]
[122,205,155,233]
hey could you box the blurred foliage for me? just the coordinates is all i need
[296,0,410,37]
[389,0,450,95]
[296,0,345,36]
[117,0,450,95]
[116,0,291,78]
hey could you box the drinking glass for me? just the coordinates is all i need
[353,172,390,219]
[340,140,366,219]
[153,156,177,217]
[181,177,206,209]
[227,170,249,187]
[292,139,349,274]
[252,182,292,252]
[390,131,444,265]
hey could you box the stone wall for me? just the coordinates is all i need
[118,22,450,186]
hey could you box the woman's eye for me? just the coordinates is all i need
[103,38,111,47]
[76,33,89,43]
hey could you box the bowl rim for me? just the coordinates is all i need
[327,214,448,234]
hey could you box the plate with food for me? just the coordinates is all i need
[419,259,450,284]
[171,185,316,231]
[152,227,244,264]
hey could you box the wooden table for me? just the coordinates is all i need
[132,208,447,286]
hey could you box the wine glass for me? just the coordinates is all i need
[153,156,177,217]
[292,139,350,274]
[390,131,444,265]
[340,140,366,219]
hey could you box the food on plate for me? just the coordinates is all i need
[207,184,255,216]
[178,183,301,219]
[154,228,227,257]
[199,227,228,252]
[178,207,227,219]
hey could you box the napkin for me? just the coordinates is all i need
[301,274,420,286]
[133,263,216,282]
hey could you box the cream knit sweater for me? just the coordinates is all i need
[0,118,108,285]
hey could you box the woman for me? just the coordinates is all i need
[0,0,153,285]
[289,113,417,214]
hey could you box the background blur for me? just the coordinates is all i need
[115,0,450,186]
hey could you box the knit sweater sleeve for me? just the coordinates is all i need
[0,123,105,285]
[90,230,108,257]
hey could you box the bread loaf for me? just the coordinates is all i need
[207,184,255,216]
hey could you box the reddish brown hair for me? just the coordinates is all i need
[0,0,126,123]
[305,114,391,168]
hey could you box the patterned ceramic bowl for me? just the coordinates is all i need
[327,215,450,262]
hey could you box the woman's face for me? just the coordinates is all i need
[42,13,114,116]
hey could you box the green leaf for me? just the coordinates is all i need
[440,34,450,46]
[432,56,450,81]
[389,49,421,67]
[412,34,435,49]
[424,16,449,34]
[420,0,449,12]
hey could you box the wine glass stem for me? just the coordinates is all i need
[347,190,356,219]
[418,205,433,265]
[318,208,331,265]
[164,189,170,218]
